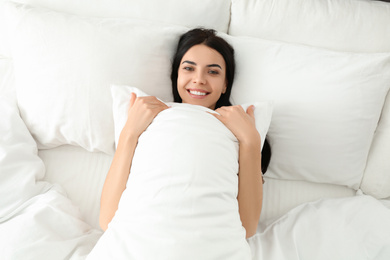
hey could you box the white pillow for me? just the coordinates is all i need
[89,85,273,259]
[224,34,390,189]
[229,0,390,198]
[361,91,390,199]
[0,0,230,58]
[0,95,52,218]
[229,0,390,52]
[111,85,273,150]
[3,2,189,154]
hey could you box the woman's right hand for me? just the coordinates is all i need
[122,93,169,138]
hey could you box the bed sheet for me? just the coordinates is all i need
[0,56,14,97]
[0,185,101,260]
[39,145,111,229]
[38,145,358,231]
[0,94,101,260]
[248,194,390,260]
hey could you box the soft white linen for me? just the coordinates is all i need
[0,186,102,260]
[2,2,188,154]
[0,96,51,218]
[88,103,258,260]
[0,0,230,57]
[9,0,230,31]
[0,56,14,97]
[38,145,356,234]
[248,195,390,260]
[361,90,390,199]
[37,144,358,236]
[225,34,390,189]
[38,145,112,230]
[1,0,389,259]
[229,0,390,52]
[0,95,101,259]
[260,177,355,227]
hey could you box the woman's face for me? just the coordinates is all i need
[177,44,227,110]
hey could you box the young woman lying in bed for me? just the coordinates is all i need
[89,28,268,259]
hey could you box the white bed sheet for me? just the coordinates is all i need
[248,194,390,260]
[0,95,101,260]
[0,185,101,260]
[39,145,357,231]
[39,145,112,230]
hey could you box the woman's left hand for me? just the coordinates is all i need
[212,105,260,145]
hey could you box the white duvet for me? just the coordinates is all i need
[88,103,252,259]
[248,194,390,260]
[0,96,101,260]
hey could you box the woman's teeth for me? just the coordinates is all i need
[189,90,207,96]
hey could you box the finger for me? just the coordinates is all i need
[246,105,255,119]
[129,92,137,108]
[160,101,170,109]
[207,111,222,121]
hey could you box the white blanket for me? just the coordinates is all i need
[88,104,252,260]
[0,186,102,260]
[248,194,390,260]
[0,96,101,260]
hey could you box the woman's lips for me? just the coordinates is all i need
[187,89,209,99]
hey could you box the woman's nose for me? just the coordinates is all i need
[193,71,206,84]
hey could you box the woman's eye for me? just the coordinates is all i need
[183,67,194,71]
[208,70,219,75]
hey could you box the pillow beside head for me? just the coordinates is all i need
[3,2,188,154]
[224,34,390,189]
[110,84,273,150]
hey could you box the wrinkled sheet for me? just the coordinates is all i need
[0,95,101,260]
[248,195,390,260]
[0,185,102,260]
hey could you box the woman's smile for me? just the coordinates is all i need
[187,89,210,99]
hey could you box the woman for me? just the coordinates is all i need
[99,28,265,239]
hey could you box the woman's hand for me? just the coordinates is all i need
[212,105,260,145]
[123,93,169,138]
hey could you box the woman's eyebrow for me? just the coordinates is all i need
[182,60,196,65]
[182,60,222,69]
[207,64,222,69]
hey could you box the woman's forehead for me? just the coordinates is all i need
[182,44,225,68]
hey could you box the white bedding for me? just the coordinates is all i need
[1,0,390,259]
[1,93,390,259]
[88,103,253,259]
[0,96,101,260]
[0,186,101,260]
[248,195,390,260]
[38,144,357,231]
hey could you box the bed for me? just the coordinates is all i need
[0,0,390,259]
